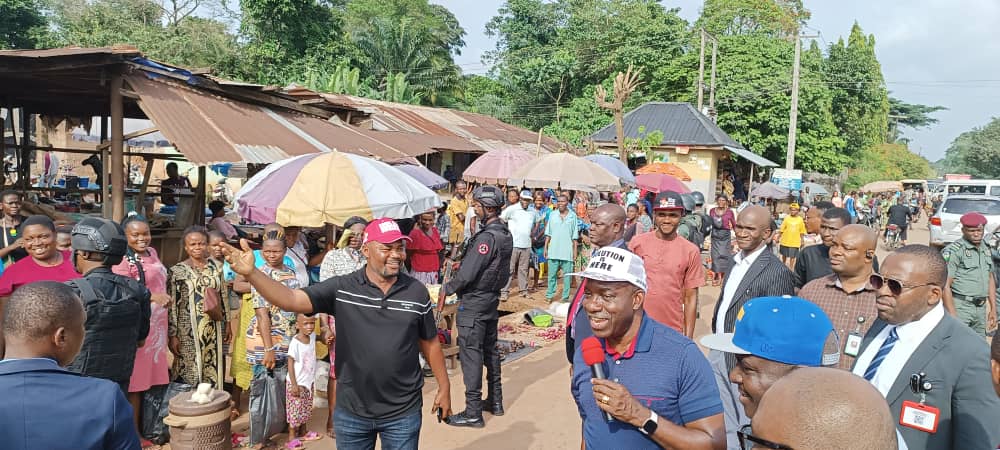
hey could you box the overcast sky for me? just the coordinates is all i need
[431,0,1000,161]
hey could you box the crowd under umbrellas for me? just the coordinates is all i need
[2,146,1000,450]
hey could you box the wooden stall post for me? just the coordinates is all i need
[100,117,109,218]
[110,74,125,221]
[135,157,154,216]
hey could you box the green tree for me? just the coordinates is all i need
[46,0,241,76]
[846,143,934,189]
[486,0,688,130]
[460,75,515,121]
[698,0,808,37]
[239,0,345,84]
[0,0,48,49]
[824,22,890,155]
[887,96,947,142]
[708,35,845,172]
[951,117,1000,178]
[344,0,465,105]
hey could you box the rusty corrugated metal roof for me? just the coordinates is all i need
[0,45,141,58]
[317,93,563,152]
[127,74,426,164]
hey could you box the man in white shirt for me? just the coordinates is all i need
[852,245,1000,450]
[500,190,537,300]
[707,206,795,450]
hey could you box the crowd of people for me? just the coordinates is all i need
[564,189,1000,450]
[2,173,1000,450]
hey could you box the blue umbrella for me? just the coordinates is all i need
[584,154,635,185]
[391,162,450,190]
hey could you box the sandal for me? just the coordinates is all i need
[326,427,337,439]
[284,439,304,450]
[301,431,322,441]
[230,407,242,422]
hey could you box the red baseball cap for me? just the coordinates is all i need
[960,212,987,227]
[363,218,412,245]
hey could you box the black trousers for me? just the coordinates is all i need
[457,312,501,416]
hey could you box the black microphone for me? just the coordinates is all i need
[582,336,614,422]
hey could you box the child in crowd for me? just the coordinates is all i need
[286,314,322,448]
[55,226,72,252]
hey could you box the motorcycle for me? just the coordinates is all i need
[857,208,878,229]
[884,224,902,250]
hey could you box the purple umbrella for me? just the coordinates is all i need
[391,162,450,190]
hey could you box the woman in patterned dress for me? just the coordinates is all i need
[317,216,368,437]
[168,226,229,388]
[113,215,171,436]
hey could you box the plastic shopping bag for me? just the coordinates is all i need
[249,366,287,446]
[142,381,193,444]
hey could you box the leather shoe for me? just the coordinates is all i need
[446,410,485,428]
[484,398,504,416]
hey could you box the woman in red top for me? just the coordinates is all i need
[0,215,79,297]
[0,215,79,355]
[407,212,443,285]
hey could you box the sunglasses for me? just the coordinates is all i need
[869,273,935,297]
[738,425,793,450]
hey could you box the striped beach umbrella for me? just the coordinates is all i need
[235,152,441,227]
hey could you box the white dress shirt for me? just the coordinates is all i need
[715,244,767,332]
[852,302,945,396]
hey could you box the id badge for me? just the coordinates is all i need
[900,400,939,433]
[844,332,863,357]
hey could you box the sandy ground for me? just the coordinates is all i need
[166,220,926,449]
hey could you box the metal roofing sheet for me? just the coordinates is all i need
[726,145,778,167]
[315,93,562,151]
[591,102,744,149]
[127,74,420,164]
[0,46,141,58]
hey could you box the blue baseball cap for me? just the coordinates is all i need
[700,296,840,367]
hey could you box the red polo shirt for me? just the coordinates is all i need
[628,232,705,333]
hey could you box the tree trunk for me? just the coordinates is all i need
[615,111,626,164]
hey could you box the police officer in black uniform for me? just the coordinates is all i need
[66,217,151,394]
[444,185,513,428]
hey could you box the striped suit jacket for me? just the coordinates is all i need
[711,246,796,371]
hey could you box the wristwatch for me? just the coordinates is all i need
[638,410,659,436]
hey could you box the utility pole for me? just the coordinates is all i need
[709,36,718,121]
[785,32,818,170]
[697,29,705,112]
[697,28,719,118]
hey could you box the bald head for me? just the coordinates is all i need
[739,206,772,230]
[829,224,878,277]
[840,224,878,251]
[752,368,897,450]
[589,203,626,247]
[734,206,773,252]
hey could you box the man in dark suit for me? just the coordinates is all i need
[708,205,796,450]
[0,281,140,450]
[853,245,1000,450]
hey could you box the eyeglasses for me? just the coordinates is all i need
[738,425,793,450]
[869,273,935,297]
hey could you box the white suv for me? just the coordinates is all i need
[929,195,1000,248]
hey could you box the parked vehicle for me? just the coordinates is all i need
[929,194,1000,248]
[933,179,1000,202]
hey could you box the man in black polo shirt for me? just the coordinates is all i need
[794,207,879,289]
[219,218,451,450]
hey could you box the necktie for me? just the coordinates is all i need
[863,327,899,381]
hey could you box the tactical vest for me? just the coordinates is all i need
[66,272,146,385]
[475,221,514,293]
